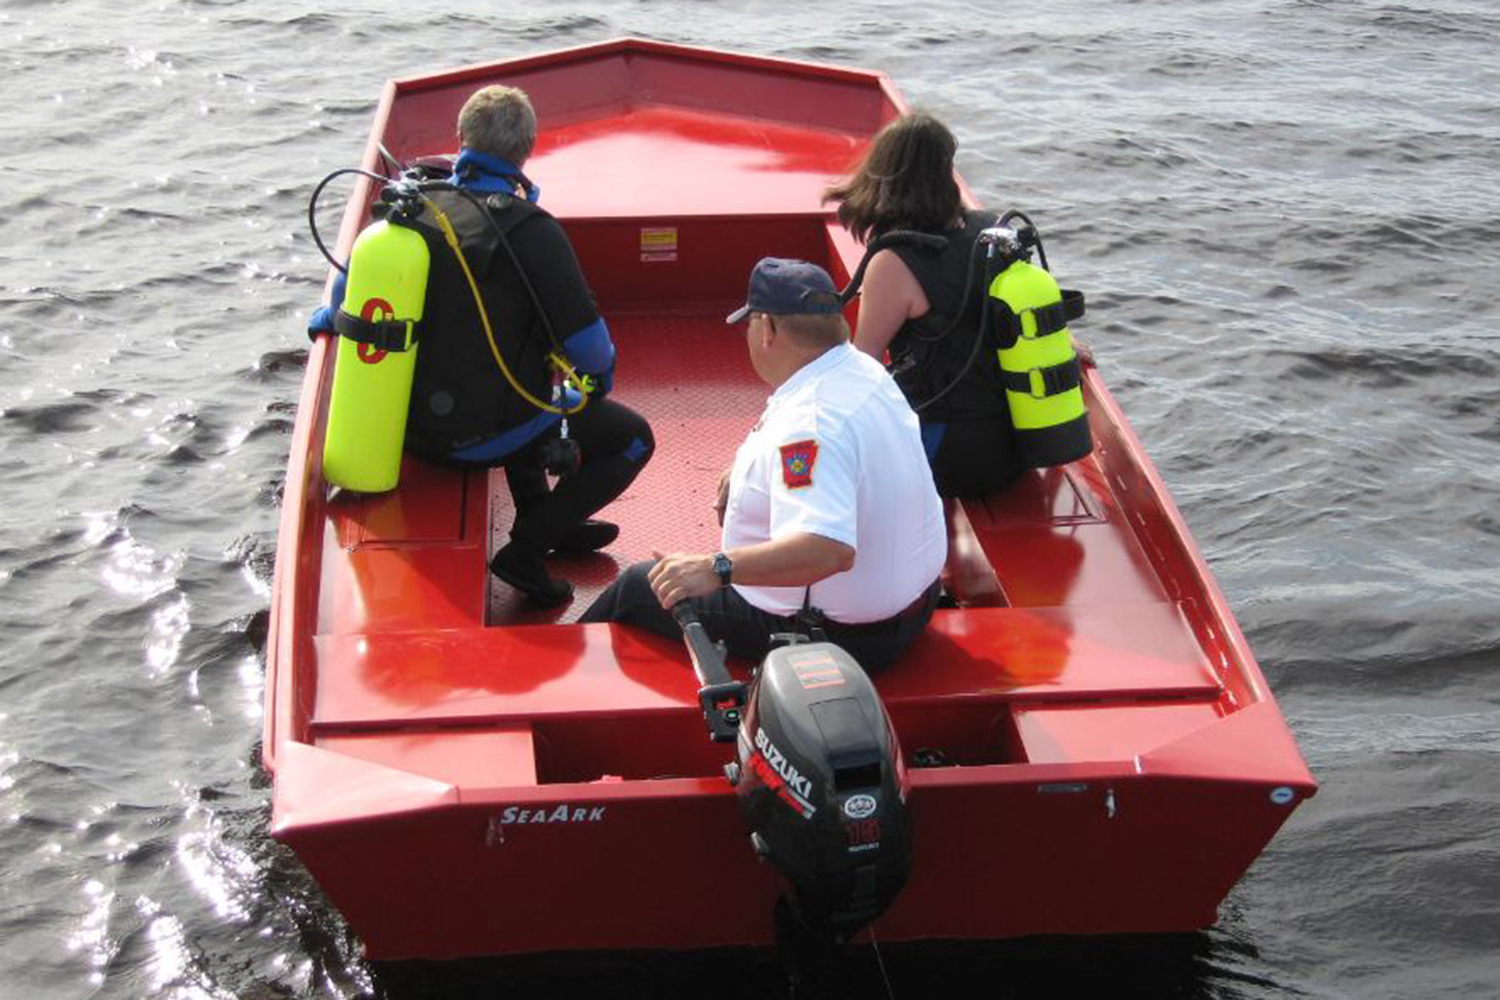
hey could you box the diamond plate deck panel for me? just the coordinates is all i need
[488,309,765,624]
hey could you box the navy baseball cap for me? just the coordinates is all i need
[725,257,843,324]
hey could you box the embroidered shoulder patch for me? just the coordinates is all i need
[779,439,818,489]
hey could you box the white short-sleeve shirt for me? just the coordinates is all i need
[721,343,947,622]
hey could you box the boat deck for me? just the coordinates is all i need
[314,308,1234,777]
[322,310,1177,627]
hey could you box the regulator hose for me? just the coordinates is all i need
[419,192,589,417]
[308,166,393,275]
[999,209,1049,271]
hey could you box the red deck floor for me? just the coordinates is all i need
[487,309,764,624]
[325,307,1180,633]
[530,106,868,219]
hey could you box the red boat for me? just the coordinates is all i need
[263,37,1316,961]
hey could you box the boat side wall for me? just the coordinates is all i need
[1083,369,1282,719]
[263,81,398,774]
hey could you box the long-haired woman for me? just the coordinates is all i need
[825,112,1022,498]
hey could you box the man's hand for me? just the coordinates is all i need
[646,534,855,610]
[648,551,721,609]
[1074,337,1096,369]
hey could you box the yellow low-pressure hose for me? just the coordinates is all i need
[421,196,589,416]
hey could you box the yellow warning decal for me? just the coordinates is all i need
[640,226,678,262]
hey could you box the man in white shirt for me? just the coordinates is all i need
[579,257,946,670]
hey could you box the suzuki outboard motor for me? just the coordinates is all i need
[730,640,912,937]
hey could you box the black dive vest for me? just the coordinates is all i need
[404,189,557,456]
[888,210,1009,423]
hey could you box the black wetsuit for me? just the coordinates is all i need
[405,186,654,556]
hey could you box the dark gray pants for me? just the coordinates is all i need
[578,561,939,672]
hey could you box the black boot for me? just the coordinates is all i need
[489,542,573,607]
[550,519,620,556]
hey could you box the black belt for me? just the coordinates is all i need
[819,579,940,636]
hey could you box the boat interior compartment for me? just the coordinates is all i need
[309,240,1240,775]
[321,288,1190,631]
[298,38,1261,783]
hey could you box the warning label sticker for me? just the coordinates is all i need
[640,227,678,263]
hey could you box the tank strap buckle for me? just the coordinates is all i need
[1005,357,1083,399]
[1019,289,1087,340]
[333,310,422,352]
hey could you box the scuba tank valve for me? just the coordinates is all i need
[978,223,1027,260]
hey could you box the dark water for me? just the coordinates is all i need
[2,1,1497,997]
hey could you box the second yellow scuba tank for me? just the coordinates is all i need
[322,213,429,493]
[838,213,1090,470]
[984,214,1091,468]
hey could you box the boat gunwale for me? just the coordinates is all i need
[386,36,908,99]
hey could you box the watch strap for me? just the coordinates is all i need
[712,552,733,587]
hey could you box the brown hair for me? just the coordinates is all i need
[824,112,962,244]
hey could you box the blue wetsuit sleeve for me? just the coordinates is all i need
[562,318,616,393]
[307,269,347,341]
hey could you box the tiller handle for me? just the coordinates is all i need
[673,603,748,743]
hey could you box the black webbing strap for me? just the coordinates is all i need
[1019,288,1087,339]
[333,309,421,352]
[991,288,1087,346]
[1002,356,1083,399]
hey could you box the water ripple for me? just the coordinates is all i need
[2,2,1499,998]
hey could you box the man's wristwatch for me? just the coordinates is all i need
[712,552,733,588]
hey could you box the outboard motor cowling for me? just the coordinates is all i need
[731,640,911,937]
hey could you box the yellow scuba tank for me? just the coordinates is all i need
[321,216,429,492]
[986,217,1091,468]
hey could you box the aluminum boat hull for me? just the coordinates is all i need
[263,38,1316,960]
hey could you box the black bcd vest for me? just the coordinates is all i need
[402,190,558,456]
[888,210,1010,424]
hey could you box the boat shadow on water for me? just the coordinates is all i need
[360,931,1253,1000]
